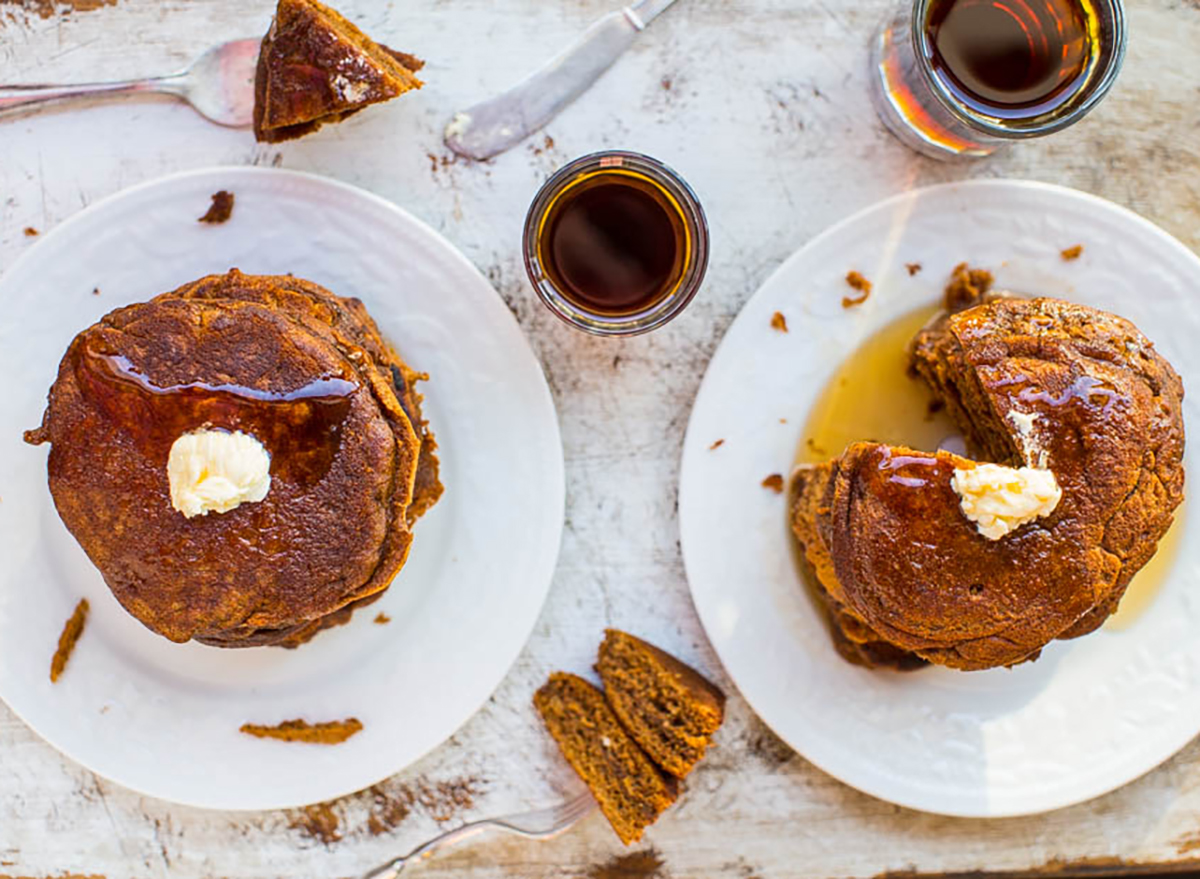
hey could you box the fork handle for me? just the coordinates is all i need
[362,821,495,878]
[0,74,185,118]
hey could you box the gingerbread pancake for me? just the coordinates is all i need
[791,293,1185,671]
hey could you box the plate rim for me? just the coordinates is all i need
[0,165,566,811]
[680,177,1200,819]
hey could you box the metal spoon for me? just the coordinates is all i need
[444,0,679,161]
[0,38,259,127]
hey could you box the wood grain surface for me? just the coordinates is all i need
[2,1,1200,876]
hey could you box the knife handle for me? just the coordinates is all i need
[445,11,638,161]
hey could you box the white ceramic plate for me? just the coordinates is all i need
[680,180,1200,818]
[0,167,564,811]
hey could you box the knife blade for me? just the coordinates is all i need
[444,0,680,161]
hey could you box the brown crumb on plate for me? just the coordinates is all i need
[762,474,785,493]
[943,262,994,311]
[906,262,922,276]
[240,717,363,744]
[770,311,788,332]
[199,190,235,224]
[709,439,725,451]
[374,612,391,624]
[92,287,101,296]
[50,598,89,683]
[1061,244,1084,261]
[843,271,872,308]
[23,226,39,237]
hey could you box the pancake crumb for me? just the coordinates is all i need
[843,271,872,308]
[762,474,785,493]
[199,190,235,224]
[771,311,788,332]
[1061,244,1084,261]
[92,287,101,296]
[906,262,922,276]
[50,598,89,683]
[709,439,725,450]
[289,803,341,845]
[24,226,39,237]
[373,612,391,624]
[240,717,363,744]
[943,262,994,311]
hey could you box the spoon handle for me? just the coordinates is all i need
[0,74,185,118]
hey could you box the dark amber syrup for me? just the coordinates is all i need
[538,170,688,316]
[925,0,1098,119]
[74,341,358,484]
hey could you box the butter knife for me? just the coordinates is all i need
[444,0,679,161]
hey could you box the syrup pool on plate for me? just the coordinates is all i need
[798,304,958,466]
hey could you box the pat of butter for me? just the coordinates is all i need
[950,463,1062,541]
[168,429,271,519]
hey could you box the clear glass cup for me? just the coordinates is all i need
[523,151,710,337]
[869,0,1127,160]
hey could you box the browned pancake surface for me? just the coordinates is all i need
[791,295,1185,671]
[26,271,442,648]
[253,0,423,143]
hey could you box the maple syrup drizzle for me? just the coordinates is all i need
[75,342,358,484]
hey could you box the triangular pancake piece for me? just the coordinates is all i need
[254,0,424,143]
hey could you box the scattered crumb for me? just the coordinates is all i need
[709,439,725,451]
[23,226,38,237]
[366,785,412,835]
[762,474,785,494]
[661,76,673,91]
[543,134,555,151]
[1061,244,1084,261]
[240,718,363,744]
[588,849,667,879]
[290,803,341,845]
[779,418,788,424]
[50,598,89,683]
[770,311,789,333]
[906,262,922,276]
[943,262,995,311]
[843,271,872,308]
[198,190,235,224]
[91,287,101,296]
[373,612,391,625]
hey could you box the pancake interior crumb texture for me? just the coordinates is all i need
[239,717,363,744]
[534,672,677,845]
[50,598,89,683]
[595,630,726,779]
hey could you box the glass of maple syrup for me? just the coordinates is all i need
[523,151,709,336]
[870,0,1127,159]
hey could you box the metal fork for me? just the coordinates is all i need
[361,791,597,878]
[0,38,259,127]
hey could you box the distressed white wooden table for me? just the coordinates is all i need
[3,1,1200,877]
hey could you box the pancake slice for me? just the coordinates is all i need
[595,630,725,779]
[254,0,424,143]
[534,673,677,846]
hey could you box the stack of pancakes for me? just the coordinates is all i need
[25,270,441,648]
[791,277,1185,672]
